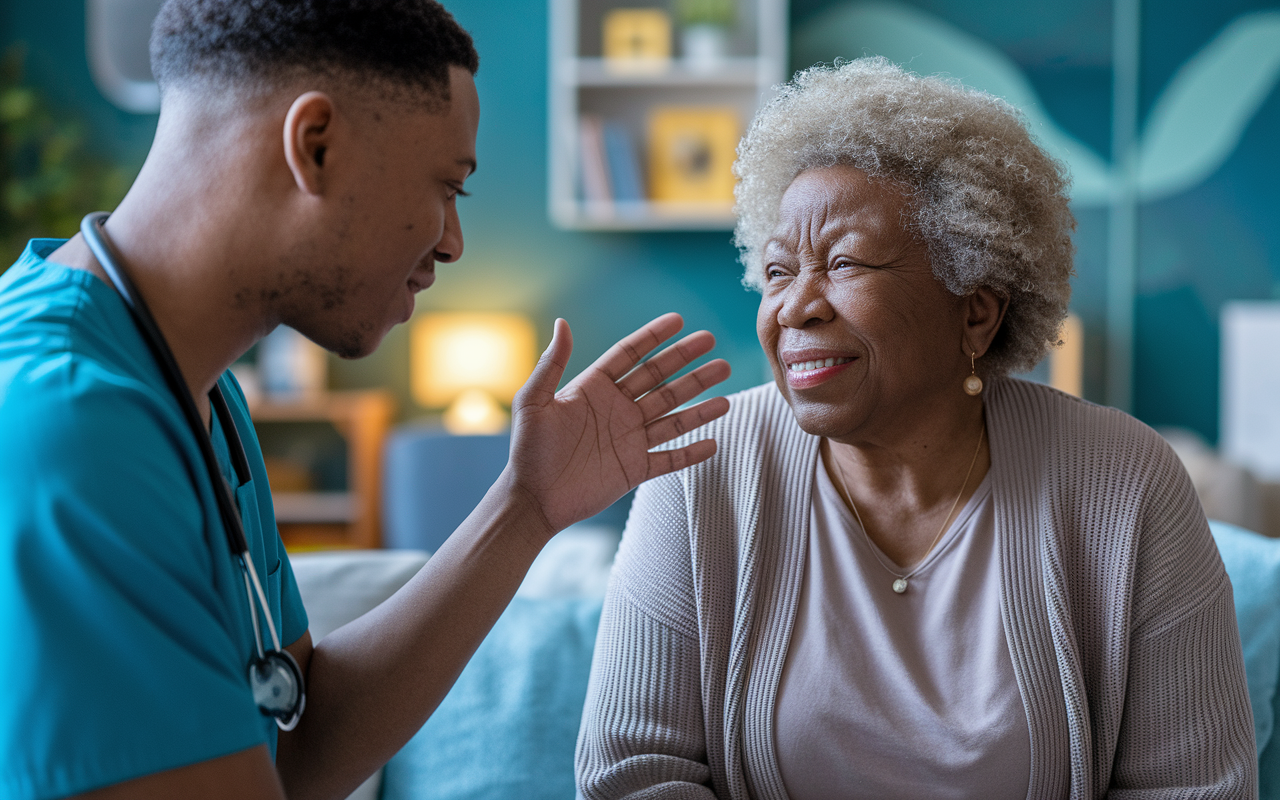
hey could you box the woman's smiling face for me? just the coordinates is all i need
[756,164,973,442]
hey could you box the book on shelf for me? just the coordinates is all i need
[579,116,645,209]
[601,121,644,203]
[578,115,611,205]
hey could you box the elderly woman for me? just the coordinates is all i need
[575,58,1256,799]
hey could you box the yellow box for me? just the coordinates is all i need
[647,107,740,204]
[603,9,672,67]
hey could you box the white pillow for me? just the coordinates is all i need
[516,524,621,599]
[290,549,430,800]
[286,527,619,800]
[291,549,431,641]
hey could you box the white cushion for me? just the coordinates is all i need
[290,549,430,800]
[516,524,621,600]
[292,549,431,641]
[286,527,620,800]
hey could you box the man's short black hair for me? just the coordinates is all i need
[150,0,479,101]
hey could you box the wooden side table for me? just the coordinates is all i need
[249,390,396,550]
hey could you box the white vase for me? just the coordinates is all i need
[681,24,730,72]
[259,325,328,398]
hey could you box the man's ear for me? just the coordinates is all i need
[962,286,1010,359]
[283,92,335,196]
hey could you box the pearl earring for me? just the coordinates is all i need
[963,352,983,396]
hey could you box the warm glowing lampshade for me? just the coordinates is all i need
[411,313,536,434]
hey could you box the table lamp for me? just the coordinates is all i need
[411,312,536,434]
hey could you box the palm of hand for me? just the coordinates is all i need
[507,314,730,535]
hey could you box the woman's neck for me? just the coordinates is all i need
[823,397,990,568]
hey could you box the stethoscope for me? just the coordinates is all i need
[80,213,306,731]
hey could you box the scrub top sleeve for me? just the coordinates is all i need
[0,372,267,800]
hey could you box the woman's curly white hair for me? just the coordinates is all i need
[733,57,1076,376]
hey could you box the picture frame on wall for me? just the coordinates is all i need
[646,106,739,205]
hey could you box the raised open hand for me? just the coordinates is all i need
[507,313,731,537]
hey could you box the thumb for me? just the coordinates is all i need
[519,318,573,406]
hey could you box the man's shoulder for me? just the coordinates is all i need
[1,241,167,431]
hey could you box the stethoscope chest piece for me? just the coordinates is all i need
[250,648,306,731]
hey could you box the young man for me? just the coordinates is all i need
[0,2,730,798]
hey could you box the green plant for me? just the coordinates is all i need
[0,46,134,270]
[673,0,736,28]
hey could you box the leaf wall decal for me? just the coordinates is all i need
[791,1,1114,205]
[1137,11,1280,200]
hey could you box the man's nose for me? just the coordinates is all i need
[433,202,464,264]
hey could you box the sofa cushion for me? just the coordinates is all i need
[291,549,431,641]
[291,549,430,800]
[381,596,604,800]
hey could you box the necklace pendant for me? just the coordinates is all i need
[892,578,908,594]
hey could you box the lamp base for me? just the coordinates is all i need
[443,389,510,435]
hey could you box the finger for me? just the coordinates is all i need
[645,438,719,480]
[516,318,572,407]
[636,358,731,421]
[645,396,731,448]
[590,313,684,382]
[616,330,717,401]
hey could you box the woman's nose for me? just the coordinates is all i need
[777,270,833,328]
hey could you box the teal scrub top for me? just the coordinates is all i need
[0,240,309,799]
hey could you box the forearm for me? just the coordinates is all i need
[275,467,552,800]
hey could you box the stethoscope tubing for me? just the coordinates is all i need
[79,213,289,667]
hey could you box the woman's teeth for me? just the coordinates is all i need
[787,357,853,372]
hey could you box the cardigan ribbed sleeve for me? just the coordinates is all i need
[576,473,718,799]
[1109,583,1256,797]
[1098,430,1257,797]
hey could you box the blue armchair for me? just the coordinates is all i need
[382,426,633,552]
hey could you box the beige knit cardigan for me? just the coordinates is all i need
[576,378,1257,799]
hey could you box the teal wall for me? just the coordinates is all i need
[4,0,1279,442]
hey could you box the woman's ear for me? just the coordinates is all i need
[283,91,335,196]
[962,286,1009,359]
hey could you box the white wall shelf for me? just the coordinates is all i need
[571,57,764,87]
[548,0,787,231]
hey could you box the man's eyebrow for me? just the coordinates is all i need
[459,158,477,176]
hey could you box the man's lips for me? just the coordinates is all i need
[399,269,435,324]
[407,271,435,293]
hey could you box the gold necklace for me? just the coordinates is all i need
[828,424,986,595]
